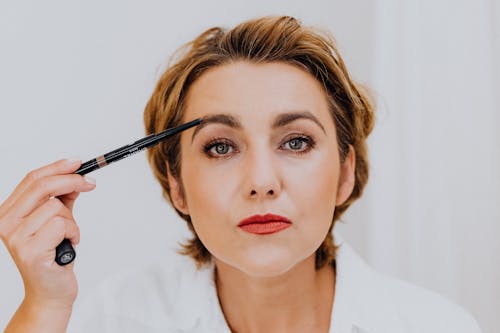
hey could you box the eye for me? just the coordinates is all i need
[280,135,315,154]
[203,138,236,158]
[202,134,316,159]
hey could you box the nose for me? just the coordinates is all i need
[243,146,282,200]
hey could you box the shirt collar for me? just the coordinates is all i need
[331,231,375,333]
[183,231,377,333]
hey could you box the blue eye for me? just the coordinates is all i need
[202,135,315,159]
[212,142,231,155]
[284,137,309,151]
[203,138,235,157]
[280,135,315,155]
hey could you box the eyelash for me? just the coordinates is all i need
[202,134,316,159]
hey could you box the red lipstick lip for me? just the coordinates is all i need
[238,213,292,227]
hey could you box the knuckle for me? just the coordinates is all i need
[0,202,7,217]
[0,225,13,245]
[48,198,65,213]
[6,233,19,253]
[33,177,51,195]
[0,224,5,242]
[72,222,80,235]
[0,213,18,241]
[7,225,25,251]
[56,218,75,237]
[25,170,40,183]
[66,218,79,233]
[62,215,77,228]
[58,217,79,240]
[51,216,66,229]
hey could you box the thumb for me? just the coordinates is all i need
[58,191,80,211]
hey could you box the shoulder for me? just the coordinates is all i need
[69,255,218,332]
[333,234,482,333]
[374,273,482,333]
[101,255,212,301]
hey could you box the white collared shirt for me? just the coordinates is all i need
[68,233,482,332]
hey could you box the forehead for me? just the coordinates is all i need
[182,61,334,131]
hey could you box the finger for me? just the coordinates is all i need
[4,198,73,251]
[59,191,80,211]
[20,217,80,269]
[58,176,95,211]
[9,174,95,220]
[0,159,82,215]
[34,216,80,250]
[17,198,73,239]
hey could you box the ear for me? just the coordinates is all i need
[335,145,356,206]
[167,168,190,215]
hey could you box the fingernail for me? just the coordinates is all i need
[84,176,96,185]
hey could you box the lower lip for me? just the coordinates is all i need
[238,221,291,235]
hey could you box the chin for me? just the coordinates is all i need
[233,246,300,278]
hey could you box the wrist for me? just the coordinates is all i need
[5,299,73,333]
[23,296,74,313]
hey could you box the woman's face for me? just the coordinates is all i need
[168,61,354,277]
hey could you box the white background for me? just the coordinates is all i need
[1,1,498,332]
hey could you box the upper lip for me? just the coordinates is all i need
[238,213,292,226]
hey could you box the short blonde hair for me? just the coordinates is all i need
[144,16,375,269]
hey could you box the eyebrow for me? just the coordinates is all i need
[191,111,326,143]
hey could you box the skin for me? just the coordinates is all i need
[0,61,355,333]
[0,159,96,332]
[168,61,355,332]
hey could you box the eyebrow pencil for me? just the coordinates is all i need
[55,118,202,266]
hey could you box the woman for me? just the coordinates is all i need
[1,16,481,333]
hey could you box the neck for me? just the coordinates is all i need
[214,255,335,333]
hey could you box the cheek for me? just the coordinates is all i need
[177,143,340,268]
[182,158,237,210]
[289,152,339,237]
[180,160,237,244]
[289,149,339,204]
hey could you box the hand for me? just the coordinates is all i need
[0,158,96,310]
